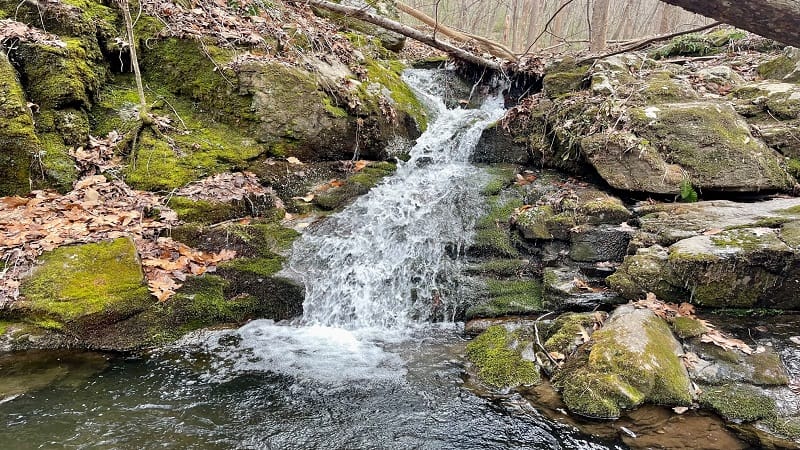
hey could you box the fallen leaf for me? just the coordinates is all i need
[286,156,304,165]
[673,406,689,414]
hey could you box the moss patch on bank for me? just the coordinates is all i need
[19,238,151,326]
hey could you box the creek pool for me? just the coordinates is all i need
[0,324,622,450]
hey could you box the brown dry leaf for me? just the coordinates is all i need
[701,228,724,236]
[286,156,304,165]
[353,160,369,172]
[577,325,591,343]
[700,330,754,355]
[293,194,315,203]
[573,277,592,291]
[672,406,689,414]
[548,351,566,361]
[1,196,30,209]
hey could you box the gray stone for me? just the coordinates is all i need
[569,224,632,262]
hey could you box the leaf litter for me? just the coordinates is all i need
[0,134,283,303]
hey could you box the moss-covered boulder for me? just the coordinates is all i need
[609,226,800,309]
[465,324,541,390]
[465,279,544,319]
[758,47,800,83]
[18,238,152,332]
[0,51,35,195]
[542,266,622,311]
[542,312,604,356]
[543,63,589,98]
[552,305,693,419]
[585,102,793,195]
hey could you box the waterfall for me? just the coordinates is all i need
[284,69,507,329]
[189,69,507,383]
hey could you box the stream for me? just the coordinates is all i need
[3,69,791,449]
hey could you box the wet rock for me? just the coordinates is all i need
[473,124,531,164]
[699,383,777,422]
[542,61,589,98]
[542,311,605,356]
[464,279,544,319]
[542,267,622,311]
[569,224,632,263]
[552,305,693,419]
[465,324,541,390]
[685,340,789,386]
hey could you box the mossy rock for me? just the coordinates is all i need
[91,75,268,191]
[313,162,396,210]
[465,325,540,389]
[552,305,693,419]
[650,29,745,59]
[166,196,277,225]
[757,47,800,83]
[669,316,709,339]
[470,194,523,258]
[0,51,35,195]
[543,312,600,355]
[19,238,152,331]
[699,383,777,422]
[641,71,699,103]
[170,222,299,258]
[621,102,793,194]
[464,259,530,277]
[465,279,543,319]
[543,65,589,98]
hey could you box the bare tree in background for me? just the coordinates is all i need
[589,0,610,51]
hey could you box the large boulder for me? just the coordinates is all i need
[0,51,36,195]
[584,102,793,194]
[552,305,693,419]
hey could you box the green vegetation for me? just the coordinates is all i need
[466,325,540,389]
[465,279,543,319]
[679,179,699,203]
[669,316,709,339]
[544,312,596,355]
[700,384,777,422]
[20,238,151,324]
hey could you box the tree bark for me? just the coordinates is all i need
[658,0,800,48]
[589,0,610,51]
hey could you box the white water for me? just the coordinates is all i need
[183,69,507,383]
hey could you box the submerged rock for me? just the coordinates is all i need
[552,305,693,419]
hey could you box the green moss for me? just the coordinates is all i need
[554,311,692,419]
[141,38,251,125]
[466,325,540,389]
[768,416,800,440]
[758,55,797,80]
[20,238,151,324]
[651,30,744,59]
[466,279,543,318]
[642,72,697,102]
[35,132,79,192]
[314,162,396,210]
[167,197,243,224]
[515,205,555,240]
[700,384,777,422]
[669,316,709,339]
[0,52,35,195]
[101,77,266,191]
[322,96,349,118]
[364,58,427,131]
[787,158,800,180]
[710,229,764,251]
[472,196,523,257]
[543,65,589,98]
[218,257,284,278]
[544,312,596,355]
[17,39,106,110]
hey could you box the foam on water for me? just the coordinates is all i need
[185,69,506,384]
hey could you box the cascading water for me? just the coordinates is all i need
[187,68,508,384]
[286,69,507,329]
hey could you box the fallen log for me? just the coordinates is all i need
[659,0,800,49]
[395,1,518,62]
[290,0,503,71]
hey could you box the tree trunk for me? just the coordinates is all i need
[658,0,800,48]
[589,0,610,51]
[294,0,503,70]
